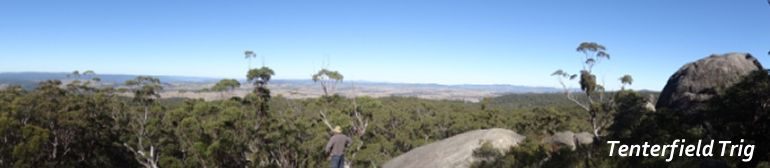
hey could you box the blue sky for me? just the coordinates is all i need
[1,0,769,90]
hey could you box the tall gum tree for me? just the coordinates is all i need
[244,50,256,70]
[247,67,275,117]
[123,76,163,168]
[551,42,624,140]
[312,69,344,97]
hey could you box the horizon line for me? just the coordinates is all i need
[0,71,661,91]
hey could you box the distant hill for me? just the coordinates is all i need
[269,80,562,93]
[0,72,220,89]
[0,72,567,101]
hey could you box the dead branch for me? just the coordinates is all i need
[319,110,334,131]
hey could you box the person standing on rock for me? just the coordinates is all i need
[325,126,352,168]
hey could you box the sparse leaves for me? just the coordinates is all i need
[551,69,567,77]
[553,42,619,141]
[619,75,633,90]
[244,50,256,59]
[312,69,344,97]
[576,42,606,53]
[244,50,257,69]
[576,42,610,72]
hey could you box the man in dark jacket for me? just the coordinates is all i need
[325,126,352,168]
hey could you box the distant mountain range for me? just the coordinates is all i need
[0,72,217,83]
[0,72,565,101]
[0,72,560,92]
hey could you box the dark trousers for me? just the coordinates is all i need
[330,155,344,168]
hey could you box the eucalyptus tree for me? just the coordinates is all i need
[123,76,163,168]
[243,66,278,166]
[211,79,241,99]
[0,79,135,167]
[551,42,616,140]
[619,74,633,90]
[67,70,80,79]
[244,50,257,69]
[66,70,101,94]
[82,70,100,82]
[67,70,100,82]
[312,69,344,97]
[247,67,274,115]
[577,42,610,73]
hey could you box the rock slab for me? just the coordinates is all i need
[382,128,525,168]
[544,131,594,150]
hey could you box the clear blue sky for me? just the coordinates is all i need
[1,0,769,90]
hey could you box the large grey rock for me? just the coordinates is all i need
[544,131,594,150]
[383,128,525,168]
[656,53,763,114]
[574,132,594,145]
[644,95,657,112]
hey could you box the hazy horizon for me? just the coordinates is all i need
[0,71,576,88]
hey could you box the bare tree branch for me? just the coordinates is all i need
[319,110,334,131]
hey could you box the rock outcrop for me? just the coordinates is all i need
[656,53,763,114]
[383,128,525,168]
[544,131,593,150]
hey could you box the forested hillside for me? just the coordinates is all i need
[0,75,589,167]
[2,44,768,168]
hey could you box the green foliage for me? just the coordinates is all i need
[619,74,633,89]
[211,79,241,99]
[244,50,257,69]
[67,70,100,82]
[12,125,49,168]
[244,50,256,59]
[702,70,770,167]
[312,68,344,97]
[552,42,626,143]
[246,66,275,116]
[579,70,597,95]
[211,79,240,92]
[471,137,592,168]
[576,42,610,73]
[486,70,770,168]
[247,67,275,85]
[484,93,582,109]
[15,69,770,168]
[579,70,770,167]
[0,80,137,167]
[471,89,662,168]
[312,69,344,82]
[125,76,162,105]
[608,91,652,139]
[472,140,503,162]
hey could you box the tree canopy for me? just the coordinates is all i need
[211,79,241,92]
[312,68,344,97]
